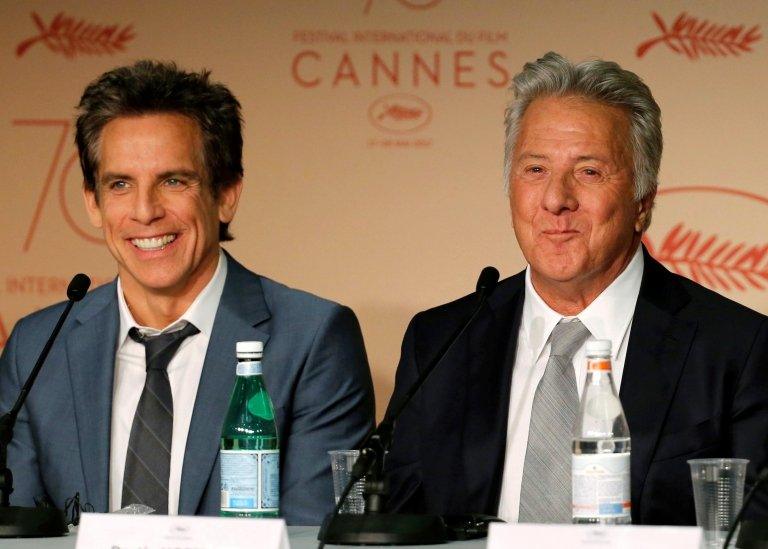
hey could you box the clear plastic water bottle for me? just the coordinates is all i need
[572,339,631,524]
[220,341,280,518]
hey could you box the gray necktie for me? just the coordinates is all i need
[518,319,592,523]
[122,322,199,514]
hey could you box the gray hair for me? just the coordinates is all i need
[503,52,662,212]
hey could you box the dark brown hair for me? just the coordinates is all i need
[75,60,243,240]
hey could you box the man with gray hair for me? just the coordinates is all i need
[384,52,768,524]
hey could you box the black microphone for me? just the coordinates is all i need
[0,273,91,537]
[476,266,500,296]
[319,267,501,547]
[66,273,91,302]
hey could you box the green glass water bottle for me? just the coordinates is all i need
[220,341,280,518]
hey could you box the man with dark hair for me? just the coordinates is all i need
[0,60,375,525]
[384,52,768,524]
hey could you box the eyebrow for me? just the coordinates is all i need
[99,169,203,185]
[516,153,548,161]
[515,153,610,163]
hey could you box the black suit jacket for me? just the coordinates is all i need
[384,250,768,524]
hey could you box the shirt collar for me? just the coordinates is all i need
[521,245,644,361]
[117,249,228,344]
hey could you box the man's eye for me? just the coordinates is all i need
[526,166,545,174]
[579,168,602,178]
[110,180,128,190]
[164,178,188,189]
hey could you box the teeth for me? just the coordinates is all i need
[131,234,176,250]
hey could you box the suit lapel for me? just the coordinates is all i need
[455,275,524,514]
[66,283,120,512]
[620,251,696,519]
[178,254,271,514]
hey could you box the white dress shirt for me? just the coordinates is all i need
[497,245,644,522]
[109,250,227,514]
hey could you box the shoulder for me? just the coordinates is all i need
[224,253,357,333]
[7,281,116,350]
[407,271,525,337]
[642,254,767,342]
[259,275,352,321]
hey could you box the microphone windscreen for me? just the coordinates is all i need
[67,273,91,302]
[476,266,500,296]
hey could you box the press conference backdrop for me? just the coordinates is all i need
[1,1,766,419]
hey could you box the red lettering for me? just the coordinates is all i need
[372,52,399,86]
[487,50,509,88]
[333,53,361,87]
[413,52,439,86]
[12,120,71,252]
[453,50,475,88]
[291,50,321,88]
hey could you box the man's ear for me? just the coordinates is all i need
[635,189,656,233]
[83,186,103,228]
[218,179,243,223]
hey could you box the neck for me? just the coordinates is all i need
[124,291,197,329]
[532,242,640,316]
[121,253,219,329]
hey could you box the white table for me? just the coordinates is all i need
[0,525,486,548]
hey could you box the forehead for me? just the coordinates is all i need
[515,95,631,157]
[98,113,204,172]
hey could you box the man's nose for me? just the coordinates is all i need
[542,173,578,214]
[131,186,165,224]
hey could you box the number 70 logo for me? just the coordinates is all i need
[12,119,104,252]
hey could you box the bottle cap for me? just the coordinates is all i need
[236,341,263,359]
[585,339,611,357]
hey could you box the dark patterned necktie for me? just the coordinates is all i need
[121,322,200,513]
[519,319,592,523]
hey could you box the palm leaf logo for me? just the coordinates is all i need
[16,12,135,59]
[644,223,768,291]
[636,12,761,60]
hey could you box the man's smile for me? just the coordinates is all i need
[130,233,177,251]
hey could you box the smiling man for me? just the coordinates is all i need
[0,61,375,524]
[384,52,768,524]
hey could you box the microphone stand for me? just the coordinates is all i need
[0,274,90,537]
[722,466,768,549]
[319,267,499,546]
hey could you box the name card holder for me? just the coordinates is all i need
[76,513,289,549]
[488,522,701,548]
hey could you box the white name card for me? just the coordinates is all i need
[76,513,289,549]
[488,522,701,549]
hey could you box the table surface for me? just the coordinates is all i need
[0,525,485,548]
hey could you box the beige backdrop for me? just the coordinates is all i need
[1,1,766,420]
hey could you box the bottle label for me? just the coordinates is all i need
[572,452,631,519]
[220,449,279,512]
[587,358,612,372]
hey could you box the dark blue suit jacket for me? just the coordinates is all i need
[384,250,768,524]
[0,252,375,525]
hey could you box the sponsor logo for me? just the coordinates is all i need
[368,93,432,134]
[643,186,768,294]
[16,11,135,58]
[364,0,442,15]
[636,12,761,60]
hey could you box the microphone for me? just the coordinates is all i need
[0,273,91,537]
[476,266,500,296]
[66,274,91,302]
[319,267,500,546]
